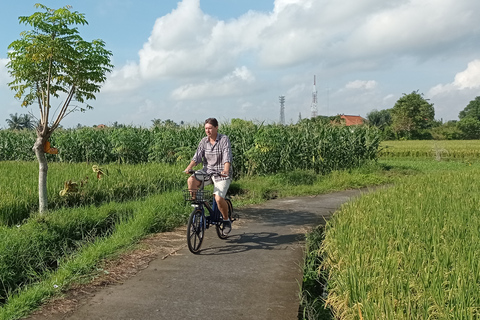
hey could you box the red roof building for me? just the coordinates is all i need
[339,114,365,126]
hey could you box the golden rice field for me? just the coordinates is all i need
[379,140,480,160]
[320,158,480,319]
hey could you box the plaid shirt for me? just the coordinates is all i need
[192,133,232,181]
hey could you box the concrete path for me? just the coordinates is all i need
[28,189,367,320]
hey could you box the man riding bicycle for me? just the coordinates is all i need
[184,118,233,234]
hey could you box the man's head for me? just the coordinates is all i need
[205,118,218,127]
[205,118,219,139]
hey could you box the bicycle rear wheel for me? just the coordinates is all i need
[187,209,205,253]
[216,198,233,239]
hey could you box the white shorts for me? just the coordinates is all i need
[194,173,231,198]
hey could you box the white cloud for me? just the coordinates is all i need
[345,80,377,90]
[171,66,255,100]
[102,61,141,93]
[426,59,480,121]
[428,59,480,96]
[453,59,480,90]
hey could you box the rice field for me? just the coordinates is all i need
[320,162,480,319]
[0,161,186,225]
[379,140,480,160]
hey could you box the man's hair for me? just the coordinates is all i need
[205,118,218,127]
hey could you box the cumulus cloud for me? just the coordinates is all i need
[345,80,377,90]
[428,59,480,96]
[102,61,142,93]
[109,0,480,98]
[171,66,255,100]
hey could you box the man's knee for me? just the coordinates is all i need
[188,176,200,188]
[215,194,225,203]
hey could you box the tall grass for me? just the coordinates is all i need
[0,162,186,225]
[321,166,480,319]
[0,191,189,318]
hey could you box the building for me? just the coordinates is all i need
[339,114,366,126]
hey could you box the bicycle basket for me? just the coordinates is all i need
[183,189,212,202]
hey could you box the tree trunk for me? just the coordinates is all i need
[33,136,48,214]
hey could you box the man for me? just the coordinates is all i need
[184,118,233,234]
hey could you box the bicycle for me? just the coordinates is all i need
[183,170,237,254]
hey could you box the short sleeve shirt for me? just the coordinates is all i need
[192,133,232,181]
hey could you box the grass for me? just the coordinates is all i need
[0,161,186,225]
[317,159,480,320]
[0,160,396,320]
[2,151,479,319]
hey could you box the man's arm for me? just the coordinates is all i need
[184,160,197,173]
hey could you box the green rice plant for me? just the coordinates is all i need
[0,162,186,225]
[321,167,480,319]
[299,225,333,320]
[0,190,189,316]
[379,140,480,160]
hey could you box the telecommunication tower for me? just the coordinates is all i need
[279,95,285,125]
[310,75,318,118]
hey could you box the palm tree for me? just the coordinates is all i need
[6,113,35,130]
[6,113,23,130]
[20,114,35,129]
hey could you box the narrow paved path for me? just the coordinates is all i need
[28,189,367,320]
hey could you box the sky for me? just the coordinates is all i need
[1,0,480,128]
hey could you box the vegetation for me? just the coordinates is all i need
[366,94,480,140]
[5,114,35,130]
[0,162,186,226]
[7,3,113,213]
[299,139,480,319]
[321,162,480,319]
[0,121,381,178]
[379,140,480,160]
[390,90,435,139]
[0,160,394,319]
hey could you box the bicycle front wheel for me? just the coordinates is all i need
[187,209,205,253]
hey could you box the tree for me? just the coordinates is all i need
[366,109,392,129]
[390,91,435,139]
[459,96,480,121]
[6,4,113,213]
[6,113,24,130]
[457,117,480,139]
[6,113,35,130]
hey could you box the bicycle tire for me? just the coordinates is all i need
[187,208,205,253]
[216,198,233,240]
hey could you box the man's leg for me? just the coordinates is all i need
[215,194,229,220]
[187,175,201,198]
[213,178,232,234]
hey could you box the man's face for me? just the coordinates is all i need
[205,123,218,138]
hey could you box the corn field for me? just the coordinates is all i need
[0,120,381,177]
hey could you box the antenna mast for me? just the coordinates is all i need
[279,95,285,125]
[310,75,318,118]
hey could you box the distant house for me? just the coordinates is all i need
[95,124,107,129]
[339,114,366,126]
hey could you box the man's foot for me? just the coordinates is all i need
[222,219,232,235]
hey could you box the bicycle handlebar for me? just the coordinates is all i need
[184,169,228,177]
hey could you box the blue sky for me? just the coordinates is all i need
[1,0,480,128]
